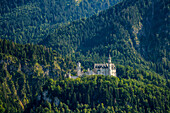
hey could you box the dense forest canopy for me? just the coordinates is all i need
[0,0,122,44]
[40,0,169,78]
[0,0,169,112]
[27,75,169,112]
[0,39,77,112]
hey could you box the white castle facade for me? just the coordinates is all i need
[77,55,116,77]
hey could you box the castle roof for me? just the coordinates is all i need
[94,64,108,69]
[94,63,116,69]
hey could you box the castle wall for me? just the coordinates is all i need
[76,56,116,77]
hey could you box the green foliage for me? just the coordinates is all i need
[0,39,76,112]
[0,0,122,44]
[30,74,169,112]
[40,0,169,78]
[0,0,169,112]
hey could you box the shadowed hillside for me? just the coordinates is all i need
[40,0,169,76]
[0,0,122,44]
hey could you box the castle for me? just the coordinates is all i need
[77,55,116,77]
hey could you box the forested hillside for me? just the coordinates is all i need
[40,0,169,77]
[0,0,169,112]
[0,39,76,112]
[27,74,169,112]
[0,0,122,44]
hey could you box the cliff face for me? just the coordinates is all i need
[129,0,169,63]
[0,39,74,112]
[0,53,51,111]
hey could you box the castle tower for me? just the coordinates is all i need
[108,54,111,63]
[108,55,112,75]
[112,65,117,77]
[77,62,81,76]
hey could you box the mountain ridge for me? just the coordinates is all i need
[0,0,122,44]
[0,0,169,112]
[40,0,169,70]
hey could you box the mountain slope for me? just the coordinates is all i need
[28,74,169,112]
[0,0,122,44]
[0,39,76,112]
[40,0,169,75]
